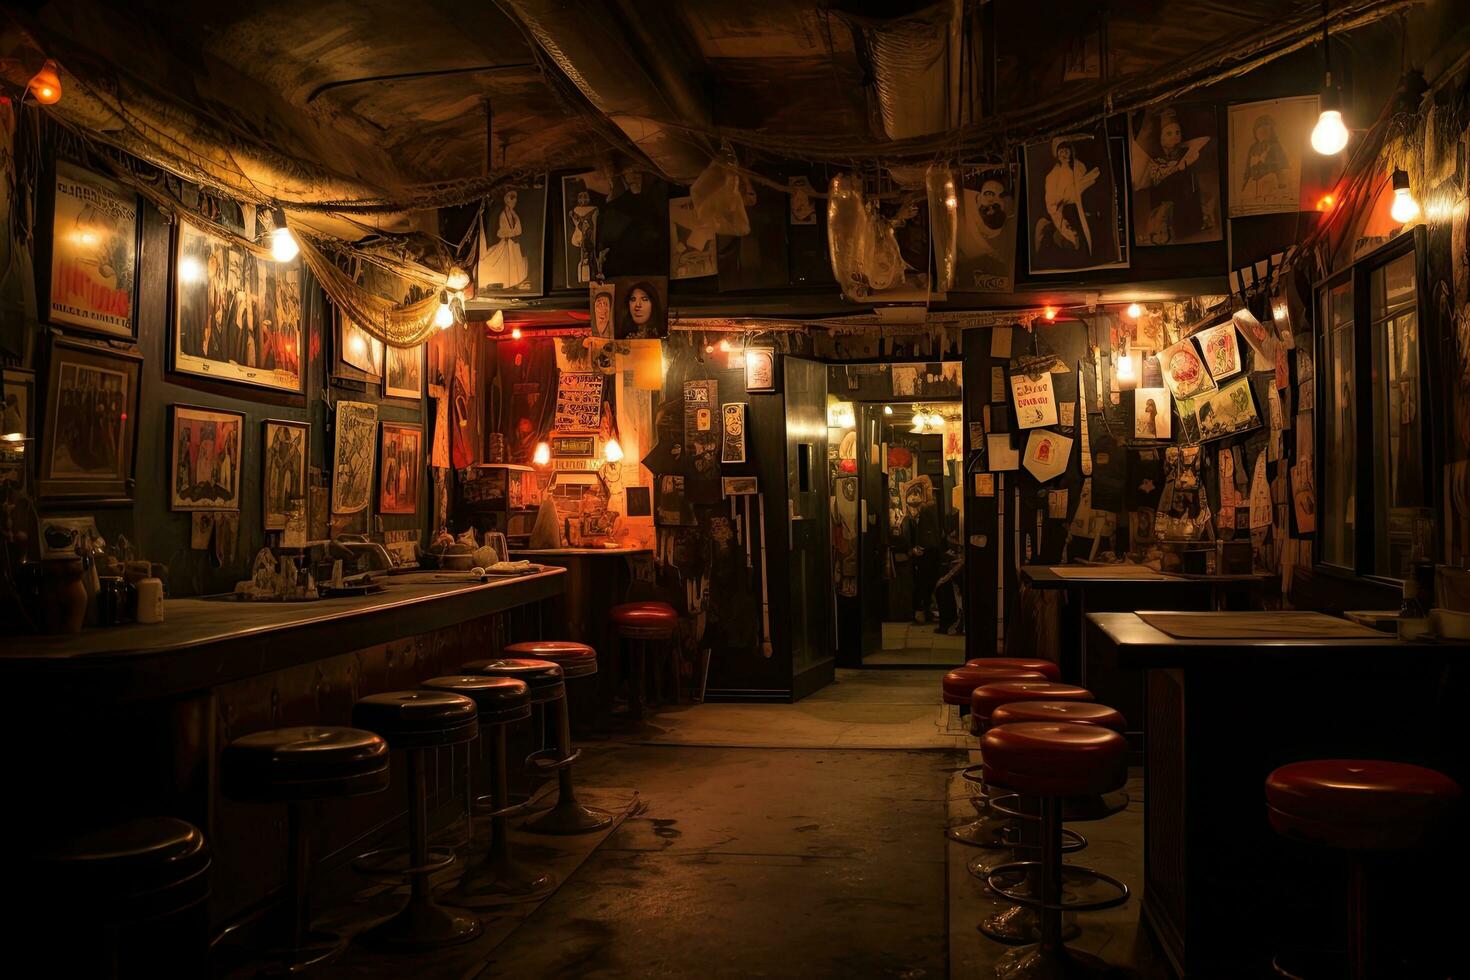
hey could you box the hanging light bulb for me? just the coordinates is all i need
[1043,306,1057,322]
[28,60,62,104]
[433,290,455,329]
[910,416,928,435]
[445,266,470,291]
[1116,352,1136,383]
[604,437,625,464]
[1126,302,1142,319]
[1390,168,1419,223]
[1311,3,1349,156]
[268,205,299,262]
[511,327,523,340]
[883,405,894,415]
[928,412,947,430]
[532,442,552,467]
[718,339,732,352]
[1317,193,1336,212]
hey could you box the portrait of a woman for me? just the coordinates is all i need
[614,278,667,339]
[478,188,528,290]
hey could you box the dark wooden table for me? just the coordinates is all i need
[1086,611,1468,978]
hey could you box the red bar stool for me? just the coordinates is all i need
[942,667,1049,712]
[221,726,389,971]
[982,721,1131,978]
[609,601,678,719]
[1265,759,1462,980]
[965,657,1062,681]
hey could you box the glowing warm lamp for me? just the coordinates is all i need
[445,266,470,291]
[1126,302,1142,319]
[268,205,298,262]
[28,60,61,104]
[928,413,946,429]
[883,405,893,415]
[532,442,552,467]
[433,292,455,330]
[1043,306,1057,322]
[604,437,625,464]
[718,339,732,352]
[1317,193,1336,212]
[1390,169,1419,224]
[1311,107,1349,156]
[511,327,523,340]
[1116,352,1136,383]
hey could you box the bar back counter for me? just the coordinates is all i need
[1,568,565,937]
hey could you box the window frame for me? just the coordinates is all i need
[1312,226,1436,583]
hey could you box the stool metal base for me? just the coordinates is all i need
[524,798,613,835]
[996,943,1127,979]
[980,903,1080,946]
[258,929,347,976]
[360,896,481,952]
[443,853,555,909]
[947,814,1010,847]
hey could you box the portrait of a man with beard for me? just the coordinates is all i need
[954,167,1018,292]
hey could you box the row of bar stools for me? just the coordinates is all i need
[29,817,212,978]
[222,726,390,971]
[1265,759,1463,979]
[944,668,1051,847]
[610,601,679,718]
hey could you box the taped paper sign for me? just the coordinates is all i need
[553,373,605,432]
[1011,371,1058,429]
[722,403,747,463]
[1023,429,1072,482]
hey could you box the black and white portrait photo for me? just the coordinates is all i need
[1129,105,1221,246]
[1024,130,1126,274]
[954,166,1018,291]
[477,176,546,296]
[561,171,609,287]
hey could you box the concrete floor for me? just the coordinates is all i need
[866,622,969,666]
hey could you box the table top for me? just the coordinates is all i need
[1086,610,1467,668]
[513,547,652,557]
[1022,564,1271,588]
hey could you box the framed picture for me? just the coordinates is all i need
[47,160,139,338]
[39,339,141,505]
[1228,96,1319,217]
[1128,104,1223,246]
[1,368,35,496]
[561,171,609,288]
[477,176,547,297]
[551,435,595,458]
[612,275,669,340]
[335,310,383,381]
[954,165,1019,292]
[38,515,101,560]
[169,404,244,511]
[261,419,308,530]
[722,475,758,496]
[172,220,304,393]
[332,401,378,515]
[1023,128,1127,274]
[744,348,778,393]
[378,422,423,516]
[384,343,423,400]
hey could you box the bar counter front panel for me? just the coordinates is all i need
[1,569,565,930]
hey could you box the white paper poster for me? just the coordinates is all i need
[1134,388,1172,439]
[987,433,1020,471]
[1011,371,1059,429]
[1023,429,1073,482]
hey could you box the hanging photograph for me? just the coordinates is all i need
[48,160,138,338]
[336,313,383,380]
[613,276,669,340]
[1024,129,1126,274]
[477,176,546,296]
[169,404,243,511]
[1195,377,1261,442]
[261,419,308,530]
[331,401,378,515]
[1023,429,1073,482]
[173,221,304,392]
[562,170,609,288]
[1228,96,1319,217]
[744,348,778,393]
[669,196,717,280]
[1194,321,1242,380]
[378,422,423,516]
[1134,388,1172,439]
[954,165,1018,292]
[1129,104,1221,246]
[39,339,141,504]
[599,171,670,278]
[384,343,423,400]
[1,369,34,497]
[1157,336,1217,400]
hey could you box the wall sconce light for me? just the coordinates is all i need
[532,442,551,467]
[28,59,61,105]
[1390,168,1419,224]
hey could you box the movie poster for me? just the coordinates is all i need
[953,165,1018,292]
[49,161,137,337]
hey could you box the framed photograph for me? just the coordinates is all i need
[39,339,141,505]
[169,404,244,511]
[384,343,423,401]
[335,311,383,381]
[47,160,138,338]
[1,368,35,496]
[722,475,759,496]
[332,401,378,515]
[172,220,304,393]
[1128,104,1222,246]
[1024,128,1127,274]
[612,275,669,340]
[954,165,1019,292]
[1228,96,1319,217]
[744,348,778,393]
[476,176,547,297]
[261,419,308,530]
[551,435,595,458]
[378,421,423,516]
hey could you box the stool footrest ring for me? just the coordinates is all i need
[526,747,581,773]
[985,860,1131,913]
[352,845,456,880]
[472,794,539,820]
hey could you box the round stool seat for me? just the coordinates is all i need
[982,722,1128,797]
[990,700,1126,733]
[462,657,566,703]
[970,680,1093,724]
[941,667,1047,705]
[421,675,532,725]
[964,657,1062,681]
[610,601,677,637]
[503,641,598,678]
[223,726,390,801]
[353,691,479,749]
[1266,760,1463,850]
[33,817,211,920]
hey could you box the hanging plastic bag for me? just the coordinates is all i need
[926,165,959,293]
[690,159,750,237]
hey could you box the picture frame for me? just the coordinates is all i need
[551,435,595,458]
[261,419,309,530]
[477,176,548,297]
[169,404,244,511]
[38,338,142,506]
[45,160,139,339]
[332,401,378,515]
[744,348,778,393]
[383,342,424,401]
[1,368,35,497]
[335,309,384,382]
[611,275,669,340]
[378,421,423,516]
[171,219,304,393]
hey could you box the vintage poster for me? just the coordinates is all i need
[384,343,423,401]
[49,161,137,337]
[477,176,547,296]
[561,170,608,287]
[954,165,1018,292]
[974,472,995,497]
[1128,104,1221,246]
[612,275,669,340]
[1194,322,1241,380]
[39,340,140,503]
[1196,377,1261,442]
[553,373,605,433]
[174,220,303,392]
[1010,371,1059,429]
[262,419,307,530]
[1024,128,1126,274]
[170,405,243,511]
[331,401,378,515]
[670,195,717,280]
[1023,429,1073,483]
[1134,388,1172,439]
[378,422,422,516]
[1157,336,1216,400]
[745,349,777,392]
[1228,96,1319,217]
[721,403,747,463]
[1233,306,1277,365]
